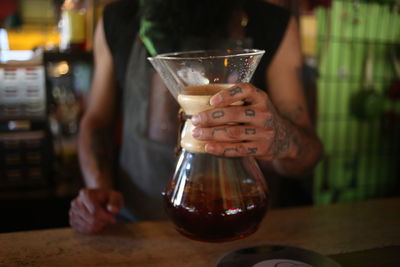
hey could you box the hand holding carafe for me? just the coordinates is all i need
[149,50,269,242]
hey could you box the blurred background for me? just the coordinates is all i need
[0,0,399,233]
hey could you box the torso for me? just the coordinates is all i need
[102,0,290,220]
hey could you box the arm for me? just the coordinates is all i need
[79,16,118,189]
[70,17,123,234]
[191,17,322,177]
[265,16,323,176]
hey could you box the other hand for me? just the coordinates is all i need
[69,188,124,234]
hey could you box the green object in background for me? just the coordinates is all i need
[5,13,23,29]
[314,0,400,205]
[349,89,385,120]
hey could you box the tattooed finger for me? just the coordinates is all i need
[192,106,271,127]
[209,83,268,107]
[245,109,256,117]
[192,126,271,141]
[205,142,265,157]
[244,128,256,135]
[211,127,227,136]
[247,147,258,155]
[211,110,225,119]
[223,147,239,156]
[229,86,243,96]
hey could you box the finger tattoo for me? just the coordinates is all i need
[245,128,256,135]
[212,110,225,119]
[212,127,227,136]
[223,147,239,155]
[245,109,255,117]
[229,86,242,96]
[247,147,258,154]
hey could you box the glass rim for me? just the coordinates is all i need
[148,49,265,61]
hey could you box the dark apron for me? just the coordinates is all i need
[116,37,177,221]
[115,34,254,221]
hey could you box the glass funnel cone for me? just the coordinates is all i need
[148,49,265,99]
[149,49,265,153]
[148,49,268,242]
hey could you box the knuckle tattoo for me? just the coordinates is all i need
[244,128,256,135]
[223,147,239,156]
[212,127,227,136]
[244,109,256,117]
[247,147,258,155]
[229,86,242,96]
[211,110,225,119]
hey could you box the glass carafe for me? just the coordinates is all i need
[148,49,268,242]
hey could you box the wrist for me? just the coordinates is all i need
[84,173,113,190]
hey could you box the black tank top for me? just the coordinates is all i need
[102,0,291,220]
[103,0,290,91]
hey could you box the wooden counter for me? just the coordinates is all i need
[1,197,399,266]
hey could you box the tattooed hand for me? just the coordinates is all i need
[191,83,299,161]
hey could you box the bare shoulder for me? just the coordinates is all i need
[82,16,117,126]
[93,17,112,63]
[266,16,311,128]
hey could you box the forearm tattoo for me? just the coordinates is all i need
[265,99,291,157]
[271,121,291,157]
[264,117,274,129]
[276,105,309,157]
[291,127,312,157]
[212,110,225,119]
[229,86,242,96]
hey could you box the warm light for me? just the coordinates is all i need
[224,58,228,67]
[7,26,60,50]
[50,61,69,77]
[57,61,69,75]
